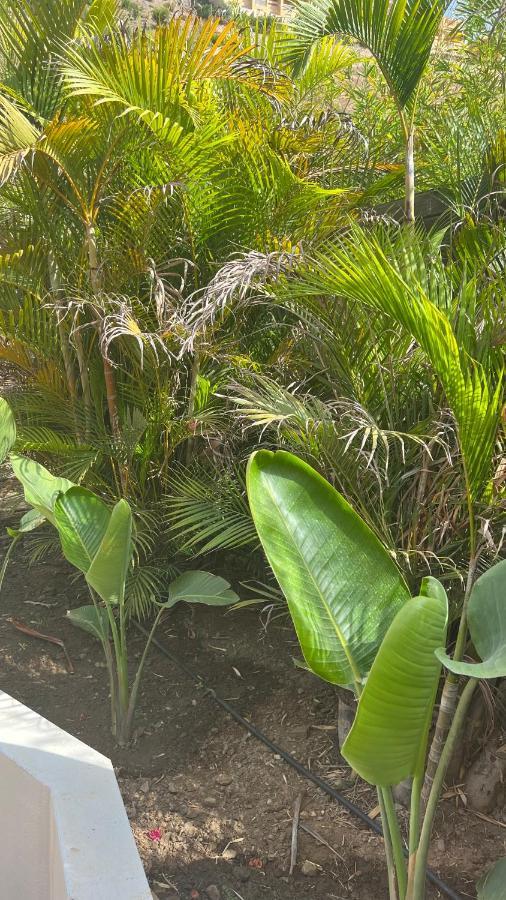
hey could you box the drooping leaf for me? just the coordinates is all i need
[54,486,111,575]
[165,570,239,608]
[246,450,409,690]
[7,507,46,538]
[10,453,74,525]
[437,559,506,679]
[0,398,16,464]
[66,604,109,642]
[86,499,133,605]
[342,591,448,786]
[477,858,506,900]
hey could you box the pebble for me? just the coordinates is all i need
[166,782,180,794]
[139,780,150,793]
[222,847,237,860]
[205,886,220,900]
[203,796,217,807]
[215,774,233,786]
[301,860,319,876]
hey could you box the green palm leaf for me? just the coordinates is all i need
[286,0,448,110]
[295,228,503,498]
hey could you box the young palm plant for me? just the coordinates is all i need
[285,0,450,221]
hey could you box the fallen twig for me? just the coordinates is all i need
[300,821,346,862]
[289,790,304,875]
[469,809,506,830]
[9,617,74,673]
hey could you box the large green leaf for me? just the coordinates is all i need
[246,450,409,689]
[66,604,109,642]
[342,590,448,786]
[165,571,239,608]
[437,559,506,679]
[86,499,133,605]
[477,858,506,900]
[0,398,16,464]
[54,487,111,574]
[10,454,74,525]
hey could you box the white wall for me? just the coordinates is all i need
[0,691,152,900]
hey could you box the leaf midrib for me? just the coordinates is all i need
[263,476,363,691]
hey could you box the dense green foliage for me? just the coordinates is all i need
[0,0,504,892]
[0,0,503,611]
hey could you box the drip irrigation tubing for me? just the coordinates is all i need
[136,622,462,900]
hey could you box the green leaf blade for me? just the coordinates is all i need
[342,592,448,787]
[437,559,506,679]
[477,858,506,900]
[166,571,239,607]
[54,486,111,574]
[10,454,74,525]
[66,604,109,642]
[246,450,409,688]
[86,499,133,605]
[0,398,16,464]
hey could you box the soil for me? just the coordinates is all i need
[0,476,505,900]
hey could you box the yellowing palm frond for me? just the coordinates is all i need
[61,17,290,139]
[0,94,40,186]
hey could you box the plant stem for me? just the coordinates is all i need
[378,788,399,900]
[0,535,20,595]
[413,678,478,900]
[185,350,200,466]
[380,787,407,899]
[125,607,164,739]
[85,217,126,493]
[404,127,416,224]
[421,555,478,805]
[406,774,422,899]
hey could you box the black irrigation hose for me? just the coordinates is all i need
[136,623,462,900]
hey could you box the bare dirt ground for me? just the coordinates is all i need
[0,472,505,900]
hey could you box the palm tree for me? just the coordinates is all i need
[285,0,450,221]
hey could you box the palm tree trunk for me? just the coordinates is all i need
[404,128,415,224]
[47,253,77,403]
[85,219,126,490]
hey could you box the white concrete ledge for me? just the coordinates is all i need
[0,691,152,899]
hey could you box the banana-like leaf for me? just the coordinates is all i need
[7,508,46,538]
[66,605,109,642]
[436,559,506,679]
[342,590,448,786]
[10,454,73,525]
[164,570,239,608]
[246,450,409,689]
[0,398,16,464]
[86,499,133,605]
[477,858,506,900]
[54,487,111,575]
